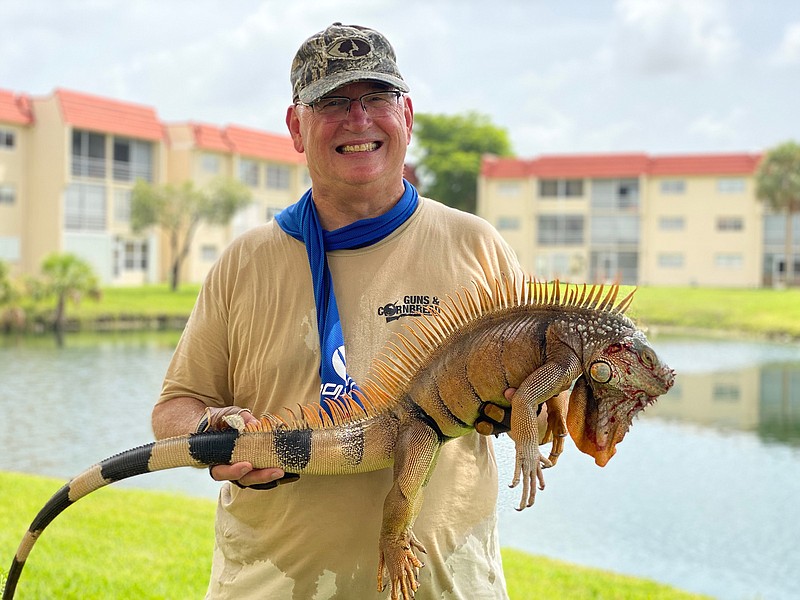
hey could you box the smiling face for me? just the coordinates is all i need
[286,81,413,207]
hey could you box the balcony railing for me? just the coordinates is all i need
[71,156,106,179]
[71,156,153,183]
[113,160,153,183]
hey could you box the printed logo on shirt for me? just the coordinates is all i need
[320,344,357,400]
[378,295,441,323]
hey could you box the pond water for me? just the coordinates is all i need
[1,333,798,599]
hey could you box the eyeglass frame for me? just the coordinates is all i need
[295,90,404,121]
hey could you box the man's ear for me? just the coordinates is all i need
[286,105,305,153]
[403,95,414,144]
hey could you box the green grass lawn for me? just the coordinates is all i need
[0,472,709,599]
[53,282,800,339]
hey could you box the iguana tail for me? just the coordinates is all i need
[3,429,240,600]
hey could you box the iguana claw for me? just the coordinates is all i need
[377,531,427,600]
[510,443,551,510]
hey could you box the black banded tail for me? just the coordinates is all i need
[3,429,241,599]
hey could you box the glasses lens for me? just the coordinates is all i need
[361,91,400,116]
[313,97,350,115]
[311,91,401,120]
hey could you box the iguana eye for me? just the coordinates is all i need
[641,347,656,368]
[590,361,613,383]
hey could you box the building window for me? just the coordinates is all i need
[201,153,221,174]
[717,178,746,193]
[591,179,640,210]
[538,215,584,245]
[658,253,684,268]
[0,236,21,261]
[497,182,521,196]
[715,254,743,269]
[712,382,740,401]
[65,183,106,231]
[0,185,15,205]
[0,129,15,149]
[239,159,259,187]
[113,138,153,182]
[114,189,131,223]
[763,213,800,245]
[266,164,290,190]
[122,239,148,270]
[72,130,106,178]
[539,179,584,198]
[590,215,639,244]
[717,216,744,232]
[200,244,218,262]
[659,216,685,231]
[659,179,685,194]
[497,216,521,231]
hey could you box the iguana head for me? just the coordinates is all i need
[567,329,674,466]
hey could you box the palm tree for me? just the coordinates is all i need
[35,253,101,333]
[755,141,800,286]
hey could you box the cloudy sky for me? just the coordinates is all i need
[2,0,798,159]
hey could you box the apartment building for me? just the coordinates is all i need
[165,122,308,283]
[478,152,797,287]
[0,88,309,286]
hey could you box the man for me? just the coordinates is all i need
[153,22,534,599]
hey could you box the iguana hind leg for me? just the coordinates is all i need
[542,391,569,465]
[377,418,442,600]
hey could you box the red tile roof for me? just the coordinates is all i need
[0,89,33,125]
[534,153,650,178]
[190,123,233,153]
[482,152,762,178]
[648,153,761,176]
[55,89,164,141]
[223,125,305,164]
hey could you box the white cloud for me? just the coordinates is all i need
[612,0,738,74]
[687,107,748,144]
[772,22,800,65]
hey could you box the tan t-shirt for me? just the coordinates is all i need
[159,197,521,599]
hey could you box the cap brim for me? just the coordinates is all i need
[297,71,409,104]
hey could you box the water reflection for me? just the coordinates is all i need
[648,337,800,445]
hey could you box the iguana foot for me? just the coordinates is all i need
[377,530,427,600]
[509,443,551,511]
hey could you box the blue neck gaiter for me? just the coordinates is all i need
[275,179,419,410]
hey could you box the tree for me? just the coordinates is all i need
[412,112,514,213]
[131,177,253,291]
[0,260,13,307]
[756,141,800,286]
[32,253,100,334]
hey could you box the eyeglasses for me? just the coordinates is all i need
[298,90,403,121]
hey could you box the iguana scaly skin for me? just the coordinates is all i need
[3,278,674,600]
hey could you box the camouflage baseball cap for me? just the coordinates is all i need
[291,23,409,104]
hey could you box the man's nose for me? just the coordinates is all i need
[344,99,371,123]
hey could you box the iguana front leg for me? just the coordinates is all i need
[377,419,442,600]
[509,353,581,510]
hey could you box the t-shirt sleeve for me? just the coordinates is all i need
[157,252,233,409]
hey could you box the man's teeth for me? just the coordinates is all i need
[340,142,378,153]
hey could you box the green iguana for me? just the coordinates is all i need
[2,278,674,600]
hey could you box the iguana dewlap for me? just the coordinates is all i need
[2,278,674,600]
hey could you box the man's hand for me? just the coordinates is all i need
[201,406,301,490]
[211,462,299,490]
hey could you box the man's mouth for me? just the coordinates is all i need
[337,141,381,154]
